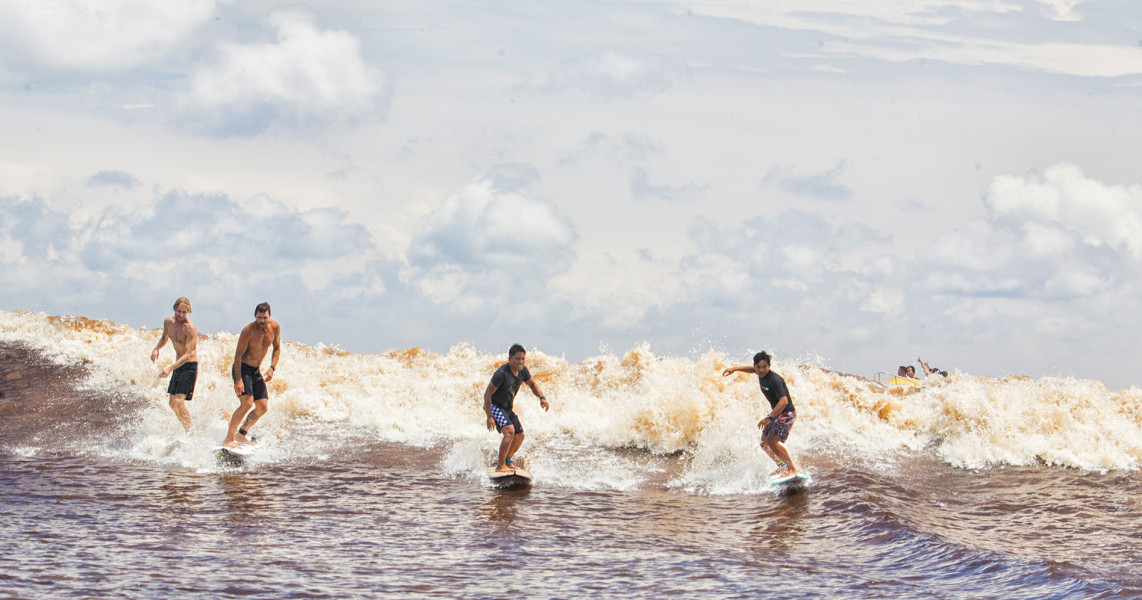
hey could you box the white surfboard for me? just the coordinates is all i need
[487,467,533,489]
[215,445,255,462]
[769,472,810,487]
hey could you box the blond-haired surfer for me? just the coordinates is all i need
[152,297,198,433]
[484,344,549,473]
[222,302,281,449]
[723,351,798,479]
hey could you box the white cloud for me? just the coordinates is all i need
[641,0,1023,28]
[184,9,386,135]
[860,287,905,315]
[983,163,1142,259]
[838,38,1142,78]
[0,163,55,199]
[0,0,216,71]
[409,177,578,275]
[0,190,398,350]
[925,219,1018,272]
[0,190,374,274]
[645,0,1140,78]
[920,163,1138,301]
[538,50,687,98]
[1036,0,1084,21]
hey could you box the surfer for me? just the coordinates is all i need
[151,297,198,433]
[484,344,550,473]
[722,351,798,479]
[222,302,281,449]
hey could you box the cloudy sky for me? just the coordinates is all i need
[2,0,1142,388]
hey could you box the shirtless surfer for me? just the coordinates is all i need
[152,297,198,433]
[484,344,549,473]
[723,351,799,479]
[221,302,281,449]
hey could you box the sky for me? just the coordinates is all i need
[2,0,1142,389]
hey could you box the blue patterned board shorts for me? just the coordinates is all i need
[762,411,796,442]
[490,404,523,434]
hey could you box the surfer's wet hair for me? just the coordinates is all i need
[255,302,271,315]
[753,351,772,366]
[509,344,526,357]
[173,297,192,312]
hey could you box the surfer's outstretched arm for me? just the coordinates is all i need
[525,379,549,411]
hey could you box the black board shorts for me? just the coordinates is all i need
[237,363,269,400]
[167,362,198,401]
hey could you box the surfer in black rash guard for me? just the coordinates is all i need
[722,351,799,479]
[484,344,550,473]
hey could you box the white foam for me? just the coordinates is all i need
[4,310,1140,494]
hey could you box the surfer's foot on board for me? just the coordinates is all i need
[221,441,242,449]
[235,433,256,446]
[494,466,514,473]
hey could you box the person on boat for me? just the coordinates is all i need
[722,351,798,479]
[918,357,948,377]
[905,365,917,379]
[484,344,550,473]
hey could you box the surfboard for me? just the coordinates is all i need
[487,467,532,489]
[769,472,811,487]
[214,445,255,463]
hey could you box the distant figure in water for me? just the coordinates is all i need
[151,297,198,433]
[918,357,948,378]
[484,344,550,473]
[723,351,798,479]
[222,302,281,449]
